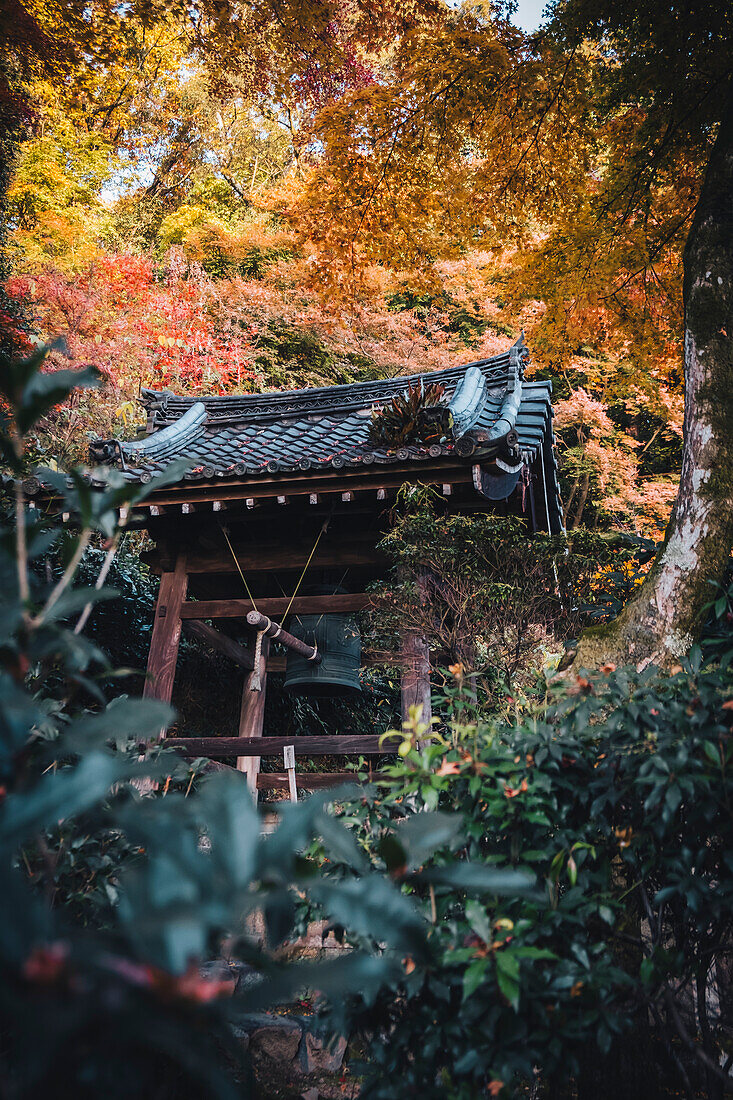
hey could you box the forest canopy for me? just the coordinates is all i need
[0,0,705,537]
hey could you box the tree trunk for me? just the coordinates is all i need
[574,84,733,670]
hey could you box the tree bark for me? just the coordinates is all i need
[574,84,733,670]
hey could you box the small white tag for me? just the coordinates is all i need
[283,745,296,770]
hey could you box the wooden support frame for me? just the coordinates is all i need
[401,633,432,737]
[144,538,386,577]
[257,772,357,790]
[400,571,432,742]
[184,619,254,669]
[180,592,372,620]
[165,733,397,757]
[283,744,298,802]
[143,555,188,727]
[237,634,270,797]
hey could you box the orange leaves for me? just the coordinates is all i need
[436,758,462,778]
[6,251,264,413]
[503,778,528,799]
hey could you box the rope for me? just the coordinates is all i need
[222,508,333,686]
[250,628,265,691]
[282,510,333,621]
[220,524,258,611]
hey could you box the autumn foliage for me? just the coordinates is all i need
[0,0,694,535]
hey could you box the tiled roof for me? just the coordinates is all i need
[92,337,558,492]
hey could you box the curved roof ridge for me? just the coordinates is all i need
[140,338,528,428]
[125,401,207,460]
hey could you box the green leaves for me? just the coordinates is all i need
[394,810,462,870]
[0,345,100,459]
[311,875,429,956]
[463,956,489,1000]
[495,949,521,1011]
[0,751,134,850]
[417,863,538,897]
[465,898,491,942]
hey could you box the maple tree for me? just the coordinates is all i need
[271,0,731,665]
[4,0,728,644]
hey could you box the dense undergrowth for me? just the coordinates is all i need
[2,348,732,1100]
[314,619,733,1098]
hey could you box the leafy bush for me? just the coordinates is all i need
[305,635,733,1098]
[0,345,476,1097]
[368,485,646,700]
[253,317,380,390]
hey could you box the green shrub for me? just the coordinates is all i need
[367,485,647,701]
[308,630,733,1098]
[0,345,459,1098]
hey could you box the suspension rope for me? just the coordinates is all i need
[221,505,335,688]
[220,524,258,612]
[250,628,266,692]
[282,507,334,621]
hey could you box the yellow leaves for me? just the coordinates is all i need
[115,400,138,427]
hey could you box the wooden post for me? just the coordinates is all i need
[401,570,432,743]
[401,632,432,740]
[283,745,297,803]
[237,634,270,798]
[143,554,188,722]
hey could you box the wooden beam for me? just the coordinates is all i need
[134,463,474,510]
[237,635,270,796]
[283,744,298,802]
[165,734,397,757]
[256,772,359,790]
[144,539,385,576]
[401,570,432,740]
[143,555,188,716]
[184,619,254,670]
[401,632,432,737]
[173,649,389,675]
[180,592,373,619]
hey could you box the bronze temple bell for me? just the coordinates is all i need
[283,587,362,696]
